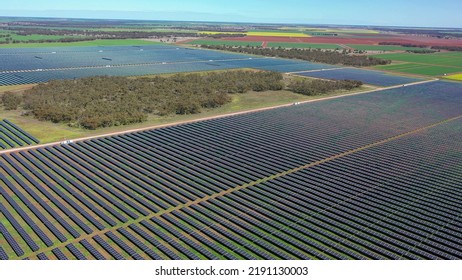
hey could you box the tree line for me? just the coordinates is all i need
[202,45,391,67]
[0,27,245,44]
[288,79,362,96]
[379,42,462,52]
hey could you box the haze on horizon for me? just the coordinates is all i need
[1,0,462,28]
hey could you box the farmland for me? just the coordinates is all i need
[246,31,310,37]
[221,35,462,47]
[1,81,462,260]
[187,39,262,47]
[267,42,342,49]
[347,44,427,52]
[372,52,462,76]
[446,74,462,81]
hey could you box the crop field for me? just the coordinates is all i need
[267,42,342,49]
[347,44,427,52]
[277,27,380,34]
[375,63,462,76]
[0,81,461,260]
[223,36,462,47]
[372,52,462,76]
[187,40,262,47]
[293,68,422,86]
[198,32,246,36]
[372,52,462,67]
[0,120,39,150]
[446,74,462,81]
[246,32,310,38]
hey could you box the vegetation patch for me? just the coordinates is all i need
[20,71,284,129]
[288,79,362,96]
[1,92,22,110]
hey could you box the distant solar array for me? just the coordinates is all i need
[0,119,39,150]
[0,81,461,259]
[0,45,415,86]
[293,68,422,86]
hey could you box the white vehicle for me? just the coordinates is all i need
[60,140,74,145]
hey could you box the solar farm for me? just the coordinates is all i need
[0,45,418,87]
[292,68,422,87]
[0,120,39,150]
[1,79,461,260]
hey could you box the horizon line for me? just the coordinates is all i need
[0,14,461,30]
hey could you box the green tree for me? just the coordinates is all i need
[1,92,23,110]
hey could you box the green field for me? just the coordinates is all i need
[375,63,461,76]
[187,39,262,47]
[348,44,427,51]
[372,52,462,76]
[267,42,342,49]
[0,32,86,43]
[0,39,164,48]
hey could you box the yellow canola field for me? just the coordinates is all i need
[446,74,462,81]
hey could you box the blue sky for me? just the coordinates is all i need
[1,0,461,28]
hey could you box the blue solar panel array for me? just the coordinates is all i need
[0,44,359,86]
[0,119,39,150]
[293,68,422,86]
[0,81,461,259]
